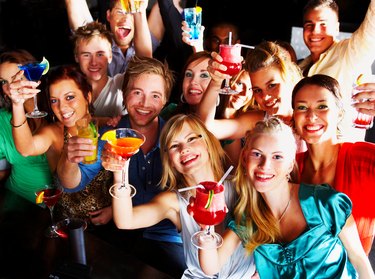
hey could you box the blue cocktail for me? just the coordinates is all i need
[18,57,49,118]
[183,7,202,41]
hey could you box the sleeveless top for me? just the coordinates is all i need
[177,180,255,279]
[229,183,357,278]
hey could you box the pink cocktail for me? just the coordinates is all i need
[218,44,242,94]
[188,181,227,249]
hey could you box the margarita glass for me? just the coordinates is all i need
[35,185,63,238]
[188,181,228,249]
[218,44,242,95]
[18,57,49,118]
[103,128,145,198]
[352,74,375,129]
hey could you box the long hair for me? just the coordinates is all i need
[44,64,93,122]
[159,114,226,191]
[0,49,36,111]
[233,117,298,253]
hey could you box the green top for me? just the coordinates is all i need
[228,183,356,278]
[0,109,52,208]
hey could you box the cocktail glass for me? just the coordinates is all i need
[218,44,242,95]
[18,57,49,118]
[35,185,63,238]
[351,74,375,129]
[183,7,202,41]
[120,0,141,13]
[55,218,87,239]
[106,128,145,199]
[187,181,228,249]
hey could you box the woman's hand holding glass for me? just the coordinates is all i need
[352,82,375,116]
[8,70,41,105]
[182,21,205,52]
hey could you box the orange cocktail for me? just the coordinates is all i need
[108,137,144,159]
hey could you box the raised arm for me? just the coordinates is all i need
[197,53,263,140]
[133,0,152,58]
[339,215,375,278]
[199,229,241,276]
[64,0,94,30]
[148,1,165,44]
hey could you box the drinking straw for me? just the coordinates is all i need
[217,165,234,186]
[235,43,255,49]
[178,184,204,192]
[228,32,232,46]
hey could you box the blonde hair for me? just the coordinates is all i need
[233,117,298,253]
[159,114,226,191]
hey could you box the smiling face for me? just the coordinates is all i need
[106,1,134,48]
[303,7,339,60]
[167,122,209,176]
[49,79,91,128]
[124,73,167,129]
[75,36,112,83]
[0,62,22,98]
[228,70,252,110]
[293,84,341,144]
[182,57,211,106]
[243,133,294,194]
[250,66,292,116]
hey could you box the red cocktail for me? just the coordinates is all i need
[218,44,242,95]
[188,181,227,249]
[35,185,63,238]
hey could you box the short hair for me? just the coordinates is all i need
[159,114,225,191]
[122,56,175,103]
[71,21,113,55]
[303,0,339,23]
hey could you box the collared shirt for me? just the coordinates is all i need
[68,115,182,243]
[298,0,375,142]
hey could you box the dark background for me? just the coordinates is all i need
[0,0,371,67]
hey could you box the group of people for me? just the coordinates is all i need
[1,0,375,278]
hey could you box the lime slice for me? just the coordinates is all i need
[40,57,50,75]
[195,6,202,13]
[36,191,44,204]
[204,190,214,209]
[89,122,97,137]
[356,74,364,86]
[101,130,116,141]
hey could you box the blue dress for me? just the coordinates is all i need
[229,183,357,278]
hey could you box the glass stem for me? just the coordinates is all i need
[206,225,213,236]
[33,95,39,112]
[122,159,130,187]
[49,206,55,228]
[224,78,230,89]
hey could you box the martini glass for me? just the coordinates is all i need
[218,44,242,95]
[35,185,63,238]
[18,58,48,118]
[187,181,228,249]
[106,128,145,198]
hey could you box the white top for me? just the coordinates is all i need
[93,73,126,117]
[299,0,375,142]
[177,180,255,279]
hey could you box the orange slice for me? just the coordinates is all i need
[356,74,364,86]
[36,191,44,204]
[101,130,116,141]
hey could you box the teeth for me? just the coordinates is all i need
[63,111,73,119]
[265,100,277,107]
[256,173,273,179]
[189,90,201,94]
[136,109,150,115]
[181,155,197,164]
[305,125,322,131]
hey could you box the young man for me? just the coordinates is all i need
[65,0,153,76]
[72,21,126,119]
[299,0,375,142]
[57,56,186,278]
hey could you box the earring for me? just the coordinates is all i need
[286,173,291,181]
[216,96,220,107]
[180,94,186,104]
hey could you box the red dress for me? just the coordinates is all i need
[296,142,375,255]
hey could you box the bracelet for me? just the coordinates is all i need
[10,118,27,128]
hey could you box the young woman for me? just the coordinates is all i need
[198,41,303,144]
[109,114,255,278]
[0,49,52,207]
[8,64,112,225]
[292,74,375,255]
[198,117,374,278]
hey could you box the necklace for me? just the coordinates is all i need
[278,194,292,222]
